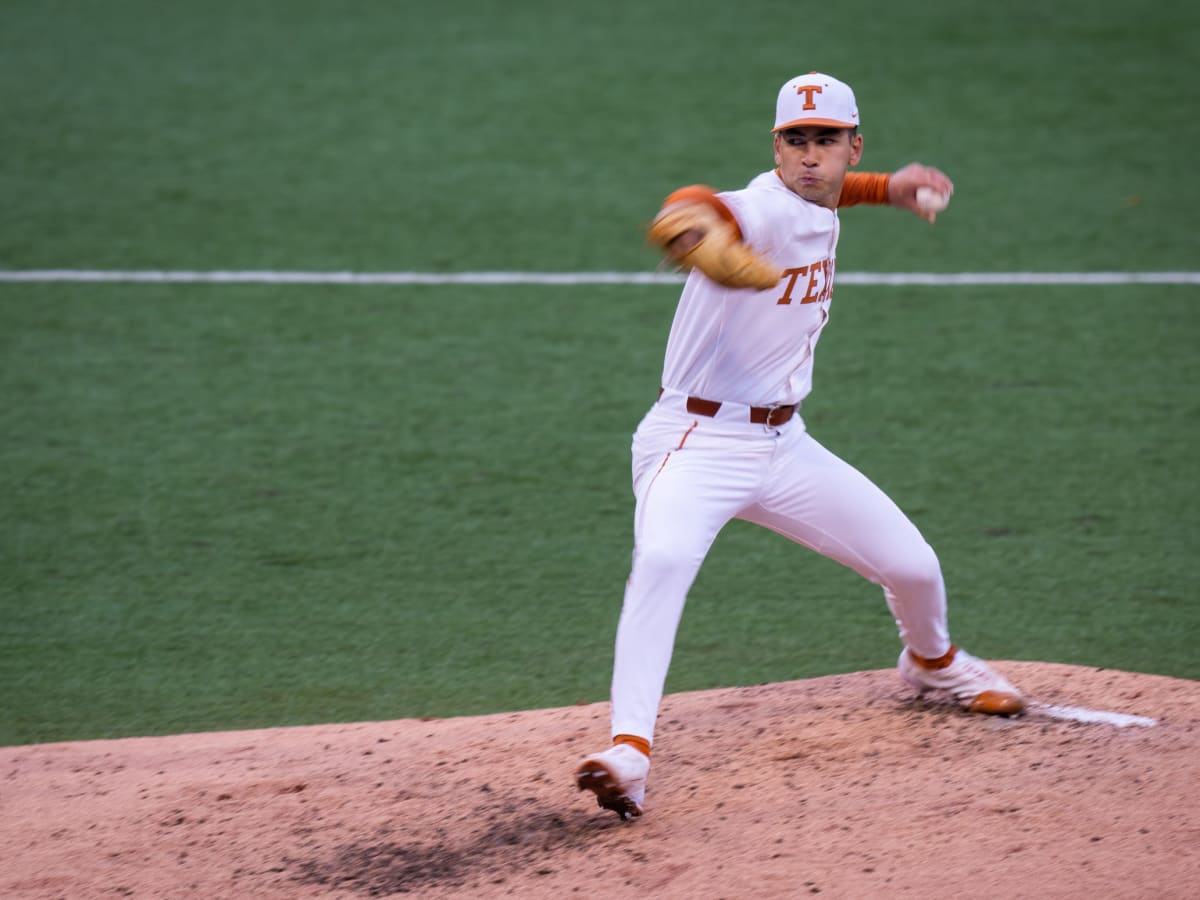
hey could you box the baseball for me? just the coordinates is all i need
[915,186,950,214]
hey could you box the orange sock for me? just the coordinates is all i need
[911,645,958,670]
[613,734,651,758]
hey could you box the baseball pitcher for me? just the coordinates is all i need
[575,72,1025,821]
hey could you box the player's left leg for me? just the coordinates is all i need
[738,425,950,659]
[737,424,1024,714]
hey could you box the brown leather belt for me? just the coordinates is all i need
[660,388,797,427]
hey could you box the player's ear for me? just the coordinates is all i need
[773,133,783,165]
[849,132,863,166]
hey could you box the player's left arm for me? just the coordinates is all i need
[839,164,954,223]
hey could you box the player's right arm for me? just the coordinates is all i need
[647,185,781,290]
[652,185,740,260]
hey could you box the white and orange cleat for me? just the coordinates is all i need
[574,744,650,820]
[899,646,1026,716]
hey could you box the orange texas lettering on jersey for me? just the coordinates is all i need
[776,258,834,305]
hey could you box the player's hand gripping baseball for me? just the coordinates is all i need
[888,163,954,223]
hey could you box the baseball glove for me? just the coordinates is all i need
[647,194,781,290]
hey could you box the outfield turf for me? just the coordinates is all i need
[1,1,1197,745]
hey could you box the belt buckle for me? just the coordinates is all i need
[764,403,786,427]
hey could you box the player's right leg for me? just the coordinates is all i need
[611,408,773,744]
[575,406,770,818]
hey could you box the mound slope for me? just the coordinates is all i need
[2,662,1197,899]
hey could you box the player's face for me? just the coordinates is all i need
[773,127,863,208]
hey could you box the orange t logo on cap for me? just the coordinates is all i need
[795,84,822,110]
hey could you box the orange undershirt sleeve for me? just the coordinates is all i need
[838,172,891,208]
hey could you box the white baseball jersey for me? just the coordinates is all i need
[660,169,840,407]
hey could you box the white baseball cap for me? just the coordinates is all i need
[772,72,859,132]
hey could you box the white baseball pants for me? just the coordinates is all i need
[610,392,952,744]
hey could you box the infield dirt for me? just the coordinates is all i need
[3,662,1197,899]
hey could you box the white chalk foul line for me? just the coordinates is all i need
[0,270,1198,286]
[1026,702,1157,728]
[0,270,682,285]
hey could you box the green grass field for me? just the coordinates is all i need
[2,0,1198,746]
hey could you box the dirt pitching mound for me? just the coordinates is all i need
[2,662,1198,899]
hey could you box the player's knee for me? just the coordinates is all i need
[881,542,943,594]
[630,540,706,582]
